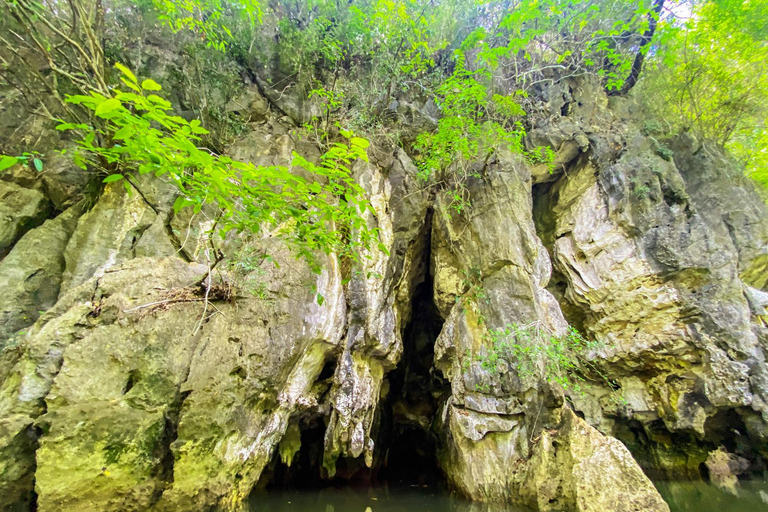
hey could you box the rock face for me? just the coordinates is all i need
[524,409,670,512]
[0,207,80,341]
[0,180,51,258]
[428,149,668,510]
[531,85,768,478]
[0,73,766,512]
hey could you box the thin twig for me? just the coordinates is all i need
[123,298,204,312]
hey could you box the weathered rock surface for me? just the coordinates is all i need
[431,152,566,500]
[0,180,51,259]
[0,259,206,511]
[429,147,666,510]
[0,207,80,341]
[0,411,38,512]
[531,83,768,478]
[524,409,670,512]
[322,147,430,477]
[61,183,166,292]
[1,73,767,512]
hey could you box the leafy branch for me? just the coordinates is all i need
[56,63,380,267]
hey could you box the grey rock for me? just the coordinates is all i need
[0,181,51,258]
[0,207,79,342]
[38,150,91,210]
[225,85,269,121]
[536,90,768,476]
[523,409,670,512]
[61,183,157,292]
[704,447,749,496]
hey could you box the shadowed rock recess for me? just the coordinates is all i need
[2,46,768,512]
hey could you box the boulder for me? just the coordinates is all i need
[704,447,749,496]
[0,180,51,258]
[524,409,670,512]
[0,207,79,342]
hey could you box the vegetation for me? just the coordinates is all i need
[1,0,763,383]
[240,0,667,211]
[0,0,768,240]
[638,0,768,186]
[471,322,602,392]
[152,0,263,51]
[60,64,377,263]
[1,0,765,265]
[457,269,619,396]
[0,0,378,271]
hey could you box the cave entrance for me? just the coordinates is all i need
[263,420,329,490]
[380,272,447,488]
[259,214,448,491]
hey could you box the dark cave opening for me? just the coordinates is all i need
[263,419,329,490]
[379,273,447,488]
[381,424,440,486]
[260,358,340,491]
[259,215,448,492]
[704,409,749,454]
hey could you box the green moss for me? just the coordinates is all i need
[278,421,302,467]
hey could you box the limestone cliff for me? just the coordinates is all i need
[0,59,766,512]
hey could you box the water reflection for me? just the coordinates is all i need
[249,480,768,512]
[249,486,532,512]
[656,479,768,512]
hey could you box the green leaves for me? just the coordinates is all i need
[56,62,378,269]
[638,0,768,187]
[151,0,263,51]
[0,155,18,172]
[94,98,123,117]
[113,125,134,140]
[473,322,600,393]
[189,119,209,135]
[172,196,196,213]
[56,122,89,132]
[413,54,532,212]
[0,153,46,173]
[114,63,137,83]
[141,79,162,91]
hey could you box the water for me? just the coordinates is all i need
[249,486,531,512]
[249,481,768,512]
[656,480,768,512]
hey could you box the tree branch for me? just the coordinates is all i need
[607,0,665,97]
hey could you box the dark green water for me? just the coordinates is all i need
[656,480,768,512]
[249,481,768,512]
[249,486,530,512]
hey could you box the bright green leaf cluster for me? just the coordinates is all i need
[58,63,378,267]
[471,322,605,394]
[152,0,263,50]
[412,54,532,213]
[639,0,768,187]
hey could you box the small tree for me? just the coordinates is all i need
[0,0,379,269]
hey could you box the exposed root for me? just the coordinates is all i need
[122,281,234,316]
